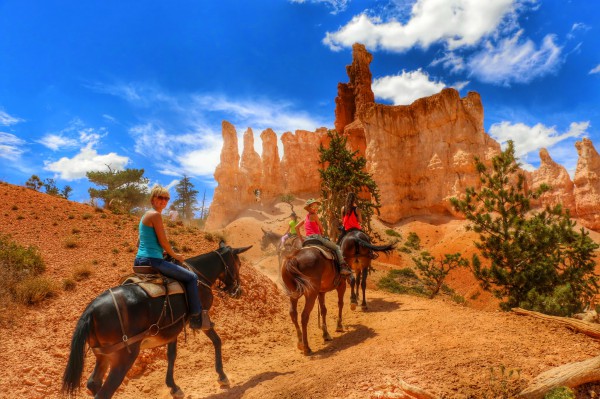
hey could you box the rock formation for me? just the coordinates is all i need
[530,148,576,213]
[206,43,600,231]
[574,138,600,230]
[205,124,327,230]
[335,43,500,223]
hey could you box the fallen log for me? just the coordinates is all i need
[518,355,600,399]
[511,307,600,339]
[513,308,600,398]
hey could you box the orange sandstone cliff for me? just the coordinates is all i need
[206,43,600,231]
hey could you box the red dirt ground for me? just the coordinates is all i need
[1,182,600,399]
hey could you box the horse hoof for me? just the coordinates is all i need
[350,303,357,311]
[361,305,368,311]
[323,334,333,341]
[171,388,185,399]
[336,326,344,333]
[303,348,313,356]
[218,376,230,387]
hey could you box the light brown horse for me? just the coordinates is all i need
[281,245,347,355]
[340,229,395,310]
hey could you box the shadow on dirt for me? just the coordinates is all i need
[311,323,377,358]
[202,371,294,399]
[357,297,401,312]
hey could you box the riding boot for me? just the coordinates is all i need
[201,310,212,331]
[189,311,213,331]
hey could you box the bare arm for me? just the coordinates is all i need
[148,212,184,263]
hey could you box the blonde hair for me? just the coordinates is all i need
[150,184,170,200]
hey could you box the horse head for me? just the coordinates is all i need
[217,241,252,299]
[260,228,272,251]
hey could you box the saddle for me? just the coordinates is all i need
[121,273,185,298]
[301,238,335,260]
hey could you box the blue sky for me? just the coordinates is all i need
[0,0,598,205]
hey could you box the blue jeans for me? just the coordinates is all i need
[134,257,202,315]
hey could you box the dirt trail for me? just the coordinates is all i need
[1,183,600,399]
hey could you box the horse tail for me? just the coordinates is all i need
[281,256,313,297]
[356,238,396,255]
[62,305,93,395]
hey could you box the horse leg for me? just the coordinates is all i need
[203,328,230,387]
[361,267,368,310]
[300,293,318,355]
[336,281,346,332]
[318,292,332,341]
[350,269,359,310]
[94,347,139,399]
[289,297,302,350]
[86,356,109,396]
[166,341,184,398]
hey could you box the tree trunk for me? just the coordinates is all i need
[512,308,600,398]
[512,307,600,339]
[518,355,600,399]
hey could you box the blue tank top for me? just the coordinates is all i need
[136,220,163,259]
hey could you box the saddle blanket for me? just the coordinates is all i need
[121,275,185,298]
[302,245,334,260]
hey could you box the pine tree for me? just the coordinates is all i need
[86,166,149,213]
[318,130,381,240]
[450,141,599,315]
[172,175,198,222]
[25,175,43,191]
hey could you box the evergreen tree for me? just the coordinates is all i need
[86,166,149,213]
[318,130,381,240]
[60,185,73,200]
[450,141,599,315]
[172,175,198,221]
[43,178,60,196]
[25,175,43,191]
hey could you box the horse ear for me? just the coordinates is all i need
[261,227,267,233]
[233,245,252,255]
[219,240,226,248]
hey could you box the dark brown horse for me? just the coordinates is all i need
[280,245,347,355]
[62,241,251,399]
[340,229,395,310]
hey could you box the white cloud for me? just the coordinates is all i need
[191,95,325,134]
[130,122,224,177]
[489,121,589,159]
[0,132,26,160]
[323,0,517,51]
[290,0,350,14]
[372,69,446,105]
[467,31,562,85]
[590,64,600,74]
[37,135,80,151]
[0,110,23,126]
[44,144,130,180]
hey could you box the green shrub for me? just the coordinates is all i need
[385,229,401,238]
[545,386,575,399]
[413,251,469,299]
[377,268,427,296]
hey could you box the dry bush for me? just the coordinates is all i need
[13,276,57,305]
[72,264,93,281]
[63,235,79,248]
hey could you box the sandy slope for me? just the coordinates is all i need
[1,183,600,398]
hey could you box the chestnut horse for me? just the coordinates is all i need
[62,241,251,399]
[281,245,347,355]
[340,229,395,310]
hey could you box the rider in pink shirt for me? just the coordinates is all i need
[301,198,353,278]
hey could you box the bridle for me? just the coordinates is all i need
[183,247,242,299]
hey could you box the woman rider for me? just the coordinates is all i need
[134,185,211,330]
